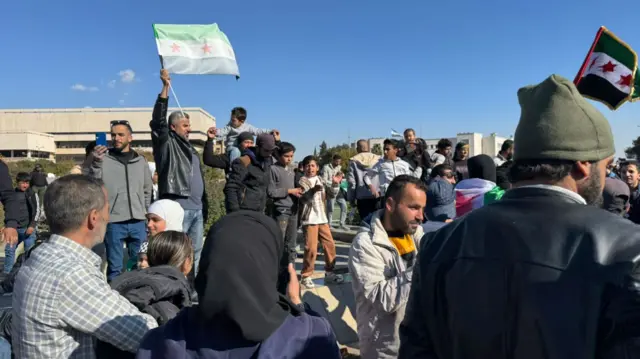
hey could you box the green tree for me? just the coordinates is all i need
[372,144,383,156]
[313,147,317,157]
[319,141,328,158]
[625,136,640,159]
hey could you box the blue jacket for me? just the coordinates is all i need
[136,306,341,359]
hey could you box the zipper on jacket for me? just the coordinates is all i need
[124,160,134,219]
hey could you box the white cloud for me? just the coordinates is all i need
[118,99,125,105]
[118,69,136,83]
[71,83,99,92]
[107,80,116,88]
[123,92,128,96]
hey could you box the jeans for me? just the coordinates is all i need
[183,209,204,274]
[104,220,146,281]
[227,146,242,163]
[0,337,10,359]
[4,227,36,274]
[327,197,348,226]
[274,211,298,295]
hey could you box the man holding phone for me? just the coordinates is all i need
[86,120,153,281]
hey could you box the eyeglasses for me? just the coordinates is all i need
[110,120,132,131]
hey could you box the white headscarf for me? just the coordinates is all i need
[147,200,184,232]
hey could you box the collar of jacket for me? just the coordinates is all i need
[503,186,586,205]
[360,209,424,251]
[107,149,141,162]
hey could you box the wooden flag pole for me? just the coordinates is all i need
[574,27,605,85]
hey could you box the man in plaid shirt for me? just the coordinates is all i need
[12,175,158,358]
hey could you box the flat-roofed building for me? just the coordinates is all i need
[0,107,221,162]
[0,131,56,161]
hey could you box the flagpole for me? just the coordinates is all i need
[158,56,186,118]
[574,26,605,85]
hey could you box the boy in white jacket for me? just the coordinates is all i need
[364,139,422,198]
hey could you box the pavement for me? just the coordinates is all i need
[295,225,360,356]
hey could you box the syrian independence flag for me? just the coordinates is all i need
[575,26,638,110]
[153,23,240,78]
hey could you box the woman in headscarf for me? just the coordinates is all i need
[136,211,341,359]
[453,142,470,181]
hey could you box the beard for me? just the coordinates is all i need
[579,166,604,206]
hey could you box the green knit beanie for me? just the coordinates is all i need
[514,74,615,162]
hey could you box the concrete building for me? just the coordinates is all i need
[0,131,56,161]
[0,107,221,162]
[358,132,511,158]
[481,133,510,157]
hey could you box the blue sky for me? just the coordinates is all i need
[2,0,640,158]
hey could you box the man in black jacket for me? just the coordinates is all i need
[150,69,208,273]
[224,133,277,213]
[400,75,640,358]
[0,160,19,246]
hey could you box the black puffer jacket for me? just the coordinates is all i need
[224,148,273,213]
[150,95,208,221]
[96,265,192,358]
[400,187,640,359]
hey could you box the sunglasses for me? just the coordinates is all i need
[110,120,132,131]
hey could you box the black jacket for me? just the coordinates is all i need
[30,170,47,187]
[400,187,640,359]
[224,148,272,213]
[0,161,19,229]
[202,138,230,174]
[15,188,37,229]
[96,265,193,359]
[150,95,208,221]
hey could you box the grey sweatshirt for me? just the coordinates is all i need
[215,122,271,148]
[268,163,296,214]
[86,150,153,223]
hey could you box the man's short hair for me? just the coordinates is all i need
[357,139,368,151]
[437,138,453,149]
[430,164,452,179]
[168,111,190,127]
[16,172,31,183]
[384,175,427,204]
[404,128,415,136]
[383,139,399,149]
[277,142,296,156]
[332,154,342,161]
[231,107,247,121]
[44,175,106,235]
[620,160,639,170]
[501,139,514,153]
[508,159,593,183]
[302,155,317,167]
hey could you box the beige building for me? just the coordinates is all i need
[0,107,221,162]
[0,131,56,161]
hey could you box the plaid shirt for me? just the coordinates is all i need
[12,234,158,358]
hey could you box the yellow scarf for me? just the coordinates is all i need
[388,233,416,256]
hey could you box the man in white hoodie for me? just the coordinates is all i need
[349,175,426,359]
[347,140,381,220]
[365,139,422,201]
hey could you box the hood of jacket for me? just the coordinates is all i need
[350,152,380,169]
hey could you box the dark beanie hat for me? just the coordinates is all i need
[236,132,254,145]
[467,154,496,183]
[514,74,614,162]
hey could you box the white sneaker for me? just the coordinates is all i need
[301,277,315,289]
[325,272,344,284]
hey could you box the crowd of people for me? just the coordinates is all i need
[0,71,638,358]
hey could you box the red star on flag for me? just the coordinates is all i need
[600,61,617,73]
[202,43,212,54]
[618,74,633,87]
[171,43,180,53]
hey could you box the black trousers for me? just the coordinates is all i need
[274,210,299,295]
[357,198,378,221]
